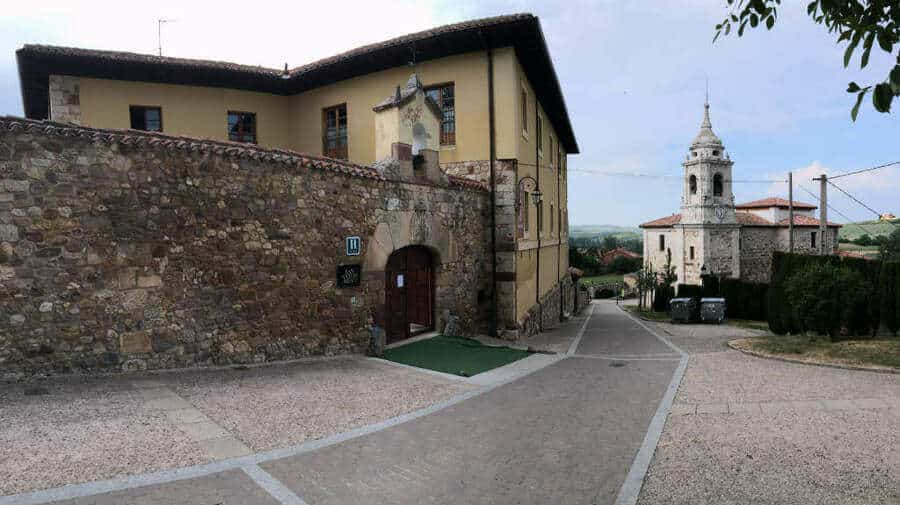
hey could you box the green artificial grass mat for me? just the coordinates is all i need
[382,335,533,377]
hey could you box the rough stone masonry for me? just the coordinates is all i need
[0,118,491,376]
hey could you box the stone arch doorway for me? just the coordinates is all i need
[385,246,435,344]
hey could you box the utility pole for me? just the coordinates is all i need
[814,173,828,255]
[788,171,794,254]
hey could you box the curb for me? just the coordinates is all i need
[727,338,900,375]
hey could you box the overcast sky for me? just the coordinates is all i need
[1,0,897,227]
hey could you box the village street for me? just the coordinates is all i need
[3,301,899,505]
[1,302,684,505]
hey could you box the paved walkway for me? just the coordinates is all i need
[637,318,900,505]
[2,302,685,505]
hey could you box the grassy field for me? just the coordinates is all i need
[748,334,900,370]
[839,218,899,242]
[579,274,624,286]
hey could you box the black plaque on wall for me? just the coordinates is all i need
[336,264,362,288]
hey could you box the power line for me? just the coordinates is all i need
[797,184,878,235]
[567,167,785,183]
[827,179,899,228]
[828,160,900,180]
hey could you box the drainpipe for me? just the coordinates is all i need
[557,148,562,322]
[535,99,542,332]
[487,44,498,337]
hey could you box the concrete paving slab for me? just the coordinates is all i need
[45,469,279,505]
[198,437,252,460]
[728,402,763,415]
[143,395,193,411]
[176,421,231,441]
[669,404,697,416]
[852,398,890,409]
[821,399,858,411]
[165,408,211,425]
[696,403,728,415]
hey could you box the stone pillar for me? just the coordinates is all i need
[48,75,82,124]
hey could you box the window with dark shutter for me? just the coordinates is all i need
[129,106,162,132]
[227,111,256,144]
[425,84,455,146]
[322,104,348,160]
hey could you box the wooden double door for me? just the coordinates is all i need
[385,246,434,344]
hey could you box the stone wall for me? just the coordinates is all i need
[739,227,777,283]
[0,118,489,376]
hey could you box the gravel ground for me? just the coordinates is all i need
[173,358,475,452]
[0,357,472,496]
[0,377,203,496]
[637,318,900,504]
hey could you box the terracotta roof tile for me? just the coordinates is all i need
[640,214,681,227]
[735,197,816,210]
[0,116,383,180]
[735,212,775,225]
[777,215,841,227]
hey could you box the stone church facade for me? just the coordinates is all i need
[2,15,583,375]
[641,102,840,285]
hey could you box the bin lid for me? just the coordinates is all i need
[700,297,726,303]
[670,298,692,303]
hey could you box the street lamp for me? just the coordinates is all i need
[517,175,542,206]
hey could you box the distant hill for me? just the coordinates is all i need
[569,224,641,241]
[839,218,899,242]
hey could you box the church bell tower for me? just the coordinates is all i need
[680,100,736,225]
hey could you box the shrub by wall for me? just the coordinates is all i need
[768,252,894,337]
[720,279,769,321]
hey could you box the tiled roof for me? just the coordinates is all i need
[17,14,578,154]
[0,116,383,180]
[447,175,489,191]
[735,197,817,210]
[777,215,841,227]
[640,214,681,227]
[735,212,775,225]
[838,250,874,260]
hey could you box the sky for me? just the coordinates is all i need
[1,0,897,228]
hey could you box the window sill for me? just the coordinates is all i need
[439,144,457,151]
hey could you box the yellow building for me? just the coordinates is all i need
[16,13,579,337]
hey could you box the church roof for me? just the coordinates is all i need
[691,102,723,148]
[639,211,840,228]
[735,197,817,210]
[776,215,841,228]
[640,214,681,228]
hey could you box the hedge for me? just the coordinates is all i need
[653,285,675,312]
[721,279,769,321]
[768,252,899,337]
[678,281,768,320]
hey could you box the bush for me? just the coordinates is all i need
[720,279,769,321]
[608,255,641,274]
[653,285,675,312]
[594,288,615,299]
[677,284,703,298]
[879,262,899,335]
[783,262,872,338]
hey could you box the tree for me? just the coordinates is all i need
[855,233,873,246]
[714,1,900,120]
[880,228,900,261]
[636,265,657,310]
[601,235,619,252]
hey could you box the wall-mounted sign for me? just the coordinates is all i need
[337,264,361,288]
[345,236,361,256]
[396,274,404,288]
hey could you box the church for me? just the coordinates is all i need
[640,101,840,285]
